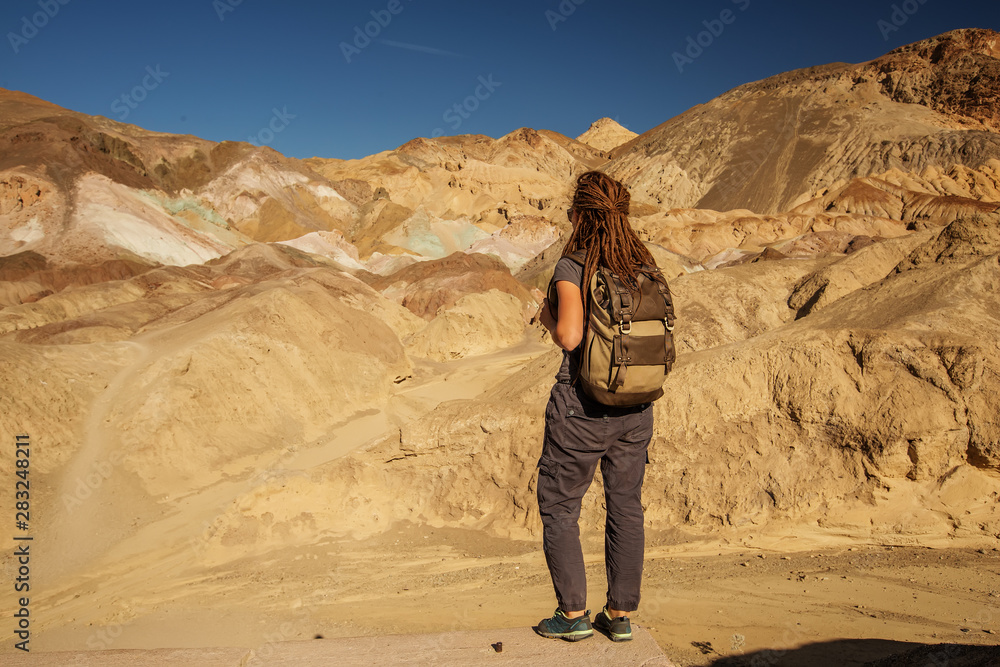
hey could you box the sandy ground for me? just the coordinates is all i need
[21,527,999,665]
[5,338,999,666]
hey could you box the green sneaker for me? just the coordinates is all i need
[534,608,593,641]
[594,607,632,642]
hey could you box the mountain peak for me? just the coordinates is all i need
[575,117,638,152]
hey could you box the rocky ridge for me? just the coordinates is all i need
[608,28,1000,215]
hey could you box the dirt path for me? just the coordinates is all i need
[44,340,152,577]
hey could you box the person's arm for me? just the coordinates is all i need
[540,280,584,351]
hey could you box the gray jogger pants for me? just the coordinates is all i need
[536,381,653,613]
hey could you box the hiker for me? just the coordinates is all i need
[535,170,668,643]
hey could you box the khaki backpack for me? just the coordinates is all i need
[550,251,676,406]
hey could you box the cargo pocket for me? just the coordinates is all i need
[536,452,561,513]
[553,383,608,451]
[537,453,557,478]
[562,413,608,451]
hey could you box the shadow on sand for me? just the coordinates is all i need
[705,638,1000,666]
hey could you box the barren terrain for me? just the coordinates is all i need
[1,28,999,666]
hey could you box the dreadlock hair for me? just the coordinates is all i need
[562,170,661,294]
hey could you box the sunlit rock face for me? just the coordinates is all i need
[607,29,1000,215]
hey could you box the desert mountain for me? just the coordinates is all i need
[609,28,1000,215]
[0,28,998,655]
[0,93,366,267]
[4,31,998,290]
[575,117,638,152]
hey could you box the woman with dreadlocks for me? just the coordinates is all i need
[535,170,660,643]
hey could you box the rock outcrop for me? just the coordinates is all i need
[608,28,1000,215]
[576,117,638,152]
[371,251,537,322]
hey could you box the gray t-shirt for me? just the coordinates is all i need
[549,256,584,383]
[548,255,651,414]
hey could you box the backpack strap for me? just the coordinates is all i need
[610,271,634,332]
[605,268,636,389]
[649,274,676,374]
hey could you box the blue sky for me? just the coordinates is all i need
[1,0,997,160]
